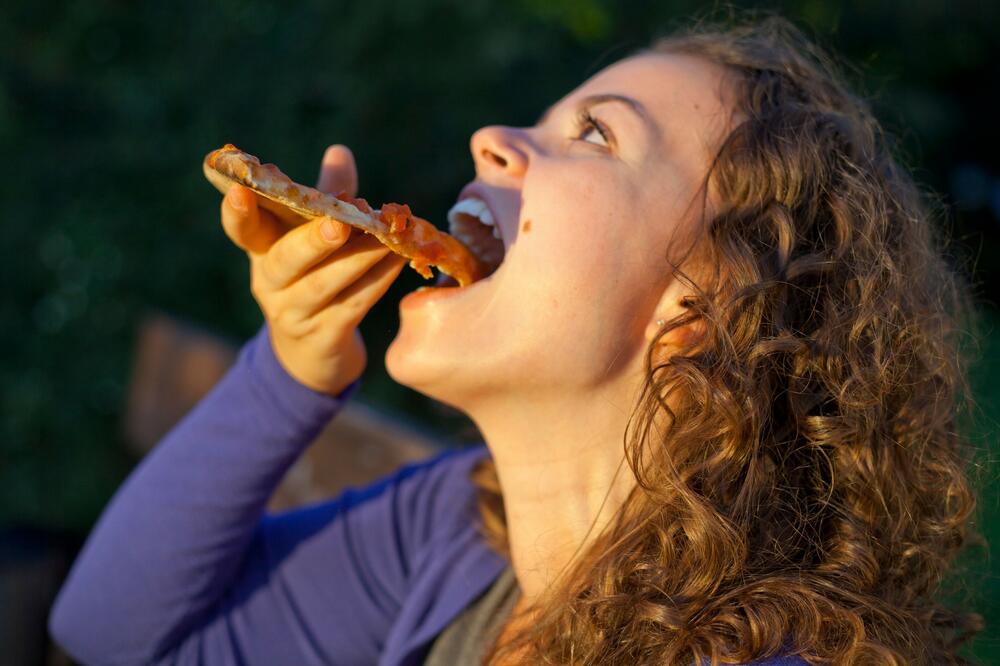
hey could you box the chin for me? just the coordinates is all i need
[384,334,496,410]
[384,337,422,387]
[385,335,456,404]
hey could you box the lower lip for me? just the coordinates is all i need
[399,285,465,310]
[400,261,502,311]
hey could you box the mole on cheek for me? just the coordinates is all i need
[521,219,532,233]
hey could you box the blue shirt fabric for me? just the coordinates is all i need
[48,325,806,665]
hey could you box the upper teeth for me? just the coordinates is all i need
[448,197,501,240]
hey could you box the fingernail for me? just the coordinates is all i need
[228,188,247,212]
[320,220,338,242]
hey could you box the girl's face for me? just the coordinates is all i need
[386,53,737,406]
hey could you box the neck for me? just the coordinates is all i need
[467,379,641,605]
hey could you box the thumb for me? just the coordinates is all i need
[316,144,358,196]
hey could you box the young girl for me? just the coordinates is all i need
[50,14,981,665]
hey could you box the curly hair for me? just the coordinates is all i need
[470,11,985,665]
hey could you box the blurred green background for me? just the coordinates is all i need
[2,0,998,661]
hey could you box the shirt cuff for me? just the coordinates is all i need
[241,323,361,431]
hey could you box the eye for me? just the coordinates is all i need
[575,110,611,148]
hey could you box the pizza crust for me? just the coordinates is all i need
[203,144,490,287]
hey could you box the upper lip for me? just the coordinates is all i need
[456,183,505,245]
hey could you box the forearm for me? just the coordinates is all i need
[49,324,358,665]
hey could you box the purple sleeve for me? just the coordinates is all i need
[48,324,460,665]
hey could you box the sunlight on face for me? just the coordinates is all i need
[386,52,739,409]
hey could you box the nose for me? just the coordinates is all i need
[470,125,529,178]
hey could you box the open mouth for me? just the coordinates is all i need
[441,196,506,286]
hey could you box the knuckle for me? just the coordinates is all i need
[268,237,288,267]
[261,251,286,288]
[337,293,369,322]
[271,307,309,340]
[255,291,277,319]
[316,309,350,338]
[303,267,329,295]
[249,268,269,300]
[250,277,264,301]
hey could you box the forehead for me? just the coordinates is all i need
[582,52,734,118]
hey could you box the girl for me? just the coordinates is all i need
[50,14,981,665]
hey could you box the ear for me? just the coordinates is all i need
[643,276,706,351]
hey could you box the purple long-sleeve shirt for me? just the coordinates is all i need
[49,325,807,665]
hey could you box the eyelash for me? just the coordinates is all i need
[574,109,611,146]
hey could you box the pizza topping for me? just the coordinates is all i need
[379,203,412,233]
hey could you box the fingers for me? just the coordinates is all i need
[221,185,283,255]
[256,215,354,290]
[280,235,398,319]
[324,252,408,327]
[316,144,358,196]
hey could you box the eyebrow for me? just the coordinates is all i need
[536,93,654,132]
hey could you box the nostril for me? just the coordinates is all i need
[481,149,507,168]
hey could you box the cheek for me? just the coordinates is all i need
[508,208,652,356]
[518,163,638,280]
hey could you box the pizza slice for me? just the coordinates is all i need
[203,144,493,287]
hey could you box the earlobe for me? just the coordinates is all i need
[645,308,706,351]
[647,264,707,348]
[645,318,668,344]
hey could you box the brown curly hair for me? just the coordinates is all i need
[470,11,986,665]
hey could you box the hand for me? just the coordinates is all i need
[220,145,407,395]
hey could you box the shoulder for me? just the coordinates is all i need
[342,443,488,505]
[386,443,491,545]
[402,442,490,484]
[392,443,489,505]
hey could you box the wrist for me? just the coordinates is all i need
[268,328,364,398]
